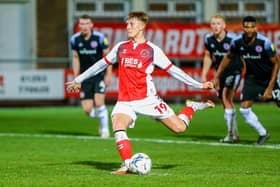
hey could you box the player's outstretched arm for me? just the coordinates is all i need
[167,65,213,89]
[65,59,109,92]
[75,59,109,83]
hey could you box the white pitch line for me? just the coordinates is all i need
[0,133,280,150]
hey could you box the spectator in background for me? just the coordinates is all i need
[70,14,112,138]
[67,11,215,174]
[214,16,280,145]
[202,14,242,143]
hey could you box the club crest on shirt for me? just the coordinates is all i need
[91,41,98,48]
[140,49,151,58]
[223,43,230,50]
[255,45,263,53]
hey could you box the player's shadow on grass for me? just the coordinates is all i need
[177,134,258,144]
[71,161,178,171]
[71,161,120,171]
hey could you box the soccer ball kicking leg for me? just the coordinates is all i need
[185,99,215,111]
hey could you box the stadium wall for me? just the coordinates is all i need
[36,0,69,69]
[0,0,280,106]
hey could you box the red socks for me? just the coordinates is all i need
[178,106,195,122]
[116,139,132,161]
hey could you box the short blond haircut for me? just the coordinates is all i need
[210,14,226,22]
[127,11,149,24]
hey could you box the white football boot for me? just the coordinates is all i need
[111,160,131,175]
[186,99,215,111]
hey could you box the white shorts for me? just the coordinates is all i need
[111,96,175,128]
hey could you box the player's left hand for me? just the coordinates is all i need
[66,81,81,93]
[202,81,214,89]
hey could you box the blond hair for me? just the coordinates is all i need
[126,11,149,24]
[210,14,226,22]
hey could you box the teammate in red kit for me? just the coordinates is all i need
[67,11,215,174]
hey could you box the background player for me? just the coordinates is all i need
[202,14,242,143]
[67,11,215,174]
[70,14,112,138]
[214,16,280,145]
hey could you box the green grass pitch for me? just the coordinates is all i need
[0,103,279,187]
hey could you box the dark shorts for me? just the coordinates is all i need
[218,73,242,98]
[80,76,106,100]
[241,77,280,101]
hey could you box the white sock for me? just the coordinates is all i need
[178,114,190,127]
[232,113,239,137]
[239,107,266,136]
[96,105,109,133]
[89,108,96,118]
[224,108,235,135]
[114,130,128,142]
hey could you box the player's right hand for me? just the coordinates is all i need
[66,81,81,93]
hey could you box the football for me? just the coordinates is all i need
[129,153,152,175]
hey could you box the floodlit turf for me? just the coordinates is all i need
[0,103,279,187]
